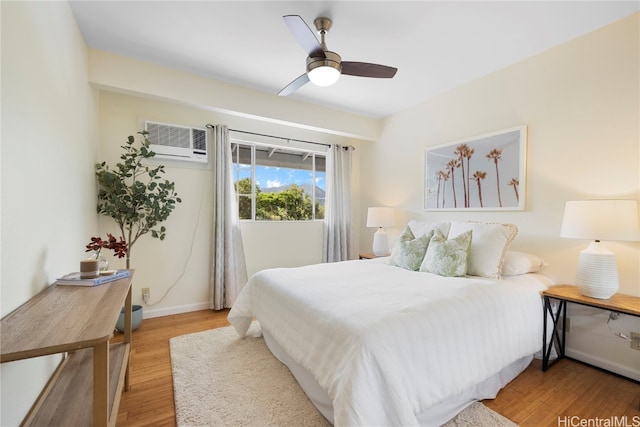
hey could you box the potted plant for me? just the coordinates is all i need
[94,131,181,330]
[95,131,181,270]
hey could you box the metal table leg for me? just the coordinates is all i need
[542,296,566,371]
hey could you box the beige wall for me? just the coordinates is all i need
[2,3,638,424]
[1,2,99,424]
[359,13,640,378]
[97,91,363,316]
[88,49,380,141]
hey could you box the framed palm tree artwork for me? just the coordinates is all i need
[424,125,527,211]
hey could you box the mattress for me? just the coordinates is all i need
[229,258,552,426]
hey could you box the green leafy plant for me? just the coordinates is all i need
[235,178,324,220]
[95,131,181,268]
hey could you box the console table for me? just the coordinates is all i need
[1,270,134,427]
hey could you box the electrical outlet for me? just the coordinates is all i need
[558,317,571,333]
[142,288,150,304]
[631,332,640,351]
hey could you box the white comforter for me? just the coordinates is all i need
[228,259,550,426]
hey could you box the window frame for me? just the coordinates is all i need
[231,138,327,222]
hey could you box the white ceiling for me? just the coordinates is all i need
[69,1,639,119]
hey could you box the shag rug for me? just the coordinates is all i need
[170,323,518,427]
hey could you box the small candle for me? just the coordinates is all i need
[80,259,99,279]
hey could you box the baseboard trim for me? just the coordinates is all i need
[142,302,210,319]
[565,348,640,382]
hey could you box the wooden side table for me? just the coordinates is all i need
[541,284,640,372]
[359,252,381,259]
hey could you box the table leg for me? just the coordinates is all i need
[542,296,566,371]
[124,286,132,391]
[93,340,109,426]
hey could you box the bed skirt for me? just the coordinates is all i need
[263,327,531,426]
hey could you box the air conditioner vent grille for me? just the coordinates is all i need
[192,129,207,152]
[146,123,191,149]
[144,120,208,164]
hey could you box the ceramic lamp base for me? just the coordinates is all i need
[575,241,619,299]
[372,228,389,257]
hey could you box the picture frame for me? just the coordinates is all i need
[424,125,527,211]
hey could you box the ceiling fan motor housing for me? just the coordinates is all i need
[306,51,342,74]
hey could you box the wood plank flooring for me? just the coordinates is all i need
[115,309,230,426]
[115,309,640,427]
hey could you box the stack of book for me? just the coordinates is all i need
[56,270,131,286]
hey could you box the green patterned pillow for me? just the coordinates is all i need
[419,229,473,277]
[388,227,434,271]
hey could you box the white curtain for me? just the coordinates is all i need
[323,144,354,262]
[210,124,248,309]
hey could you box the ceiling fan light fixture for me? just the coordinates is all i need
[308,65,340,86]
[307,52,341,87]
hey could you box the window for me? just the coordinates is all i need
[231,141,326,221]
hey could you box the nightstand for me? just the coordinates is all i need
[359,252,380,259]
[541,284,640,372]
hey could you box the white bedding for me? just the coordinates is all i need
[228,259,551,426]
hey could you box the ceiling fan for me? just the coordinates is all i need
[278,15,398,96]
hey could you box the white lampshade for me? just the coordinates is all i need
[366,207,395,228]
[560,200,639,299]
[367,207,395,256]
[560,200,639,241]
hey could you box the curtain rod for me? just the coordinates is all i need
[230,128,331,148]
[206,124,354,151]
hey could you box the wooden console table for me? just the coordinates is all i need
[1,270,134,427]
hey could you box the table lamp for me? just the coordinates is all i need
[366,207,395,256]
[560,200,639,299]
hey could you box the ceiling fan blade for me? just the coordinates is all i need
[278,73,310,96]
[283,15,325,58]
[341,62,398,78]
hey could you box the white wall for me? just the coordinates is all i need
[241,221,325,278]
[359,13,640,379]
[1,2,98,424]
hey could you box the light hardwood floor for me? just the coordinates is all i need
[115,309,640,427]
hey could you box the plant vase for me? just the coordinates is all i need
[88,252,109,272]
[116,305,143,332]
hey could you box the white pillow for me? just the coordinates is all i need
[448,221,518,279]
[407,220,450,239]
[502,251,546,276]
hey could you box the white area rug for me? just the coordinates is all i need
[170,323,518,427]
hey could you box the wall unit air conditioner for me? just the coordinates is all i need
[144,121,208,163]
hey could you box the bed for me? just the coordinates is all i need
[228,220,552,426]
